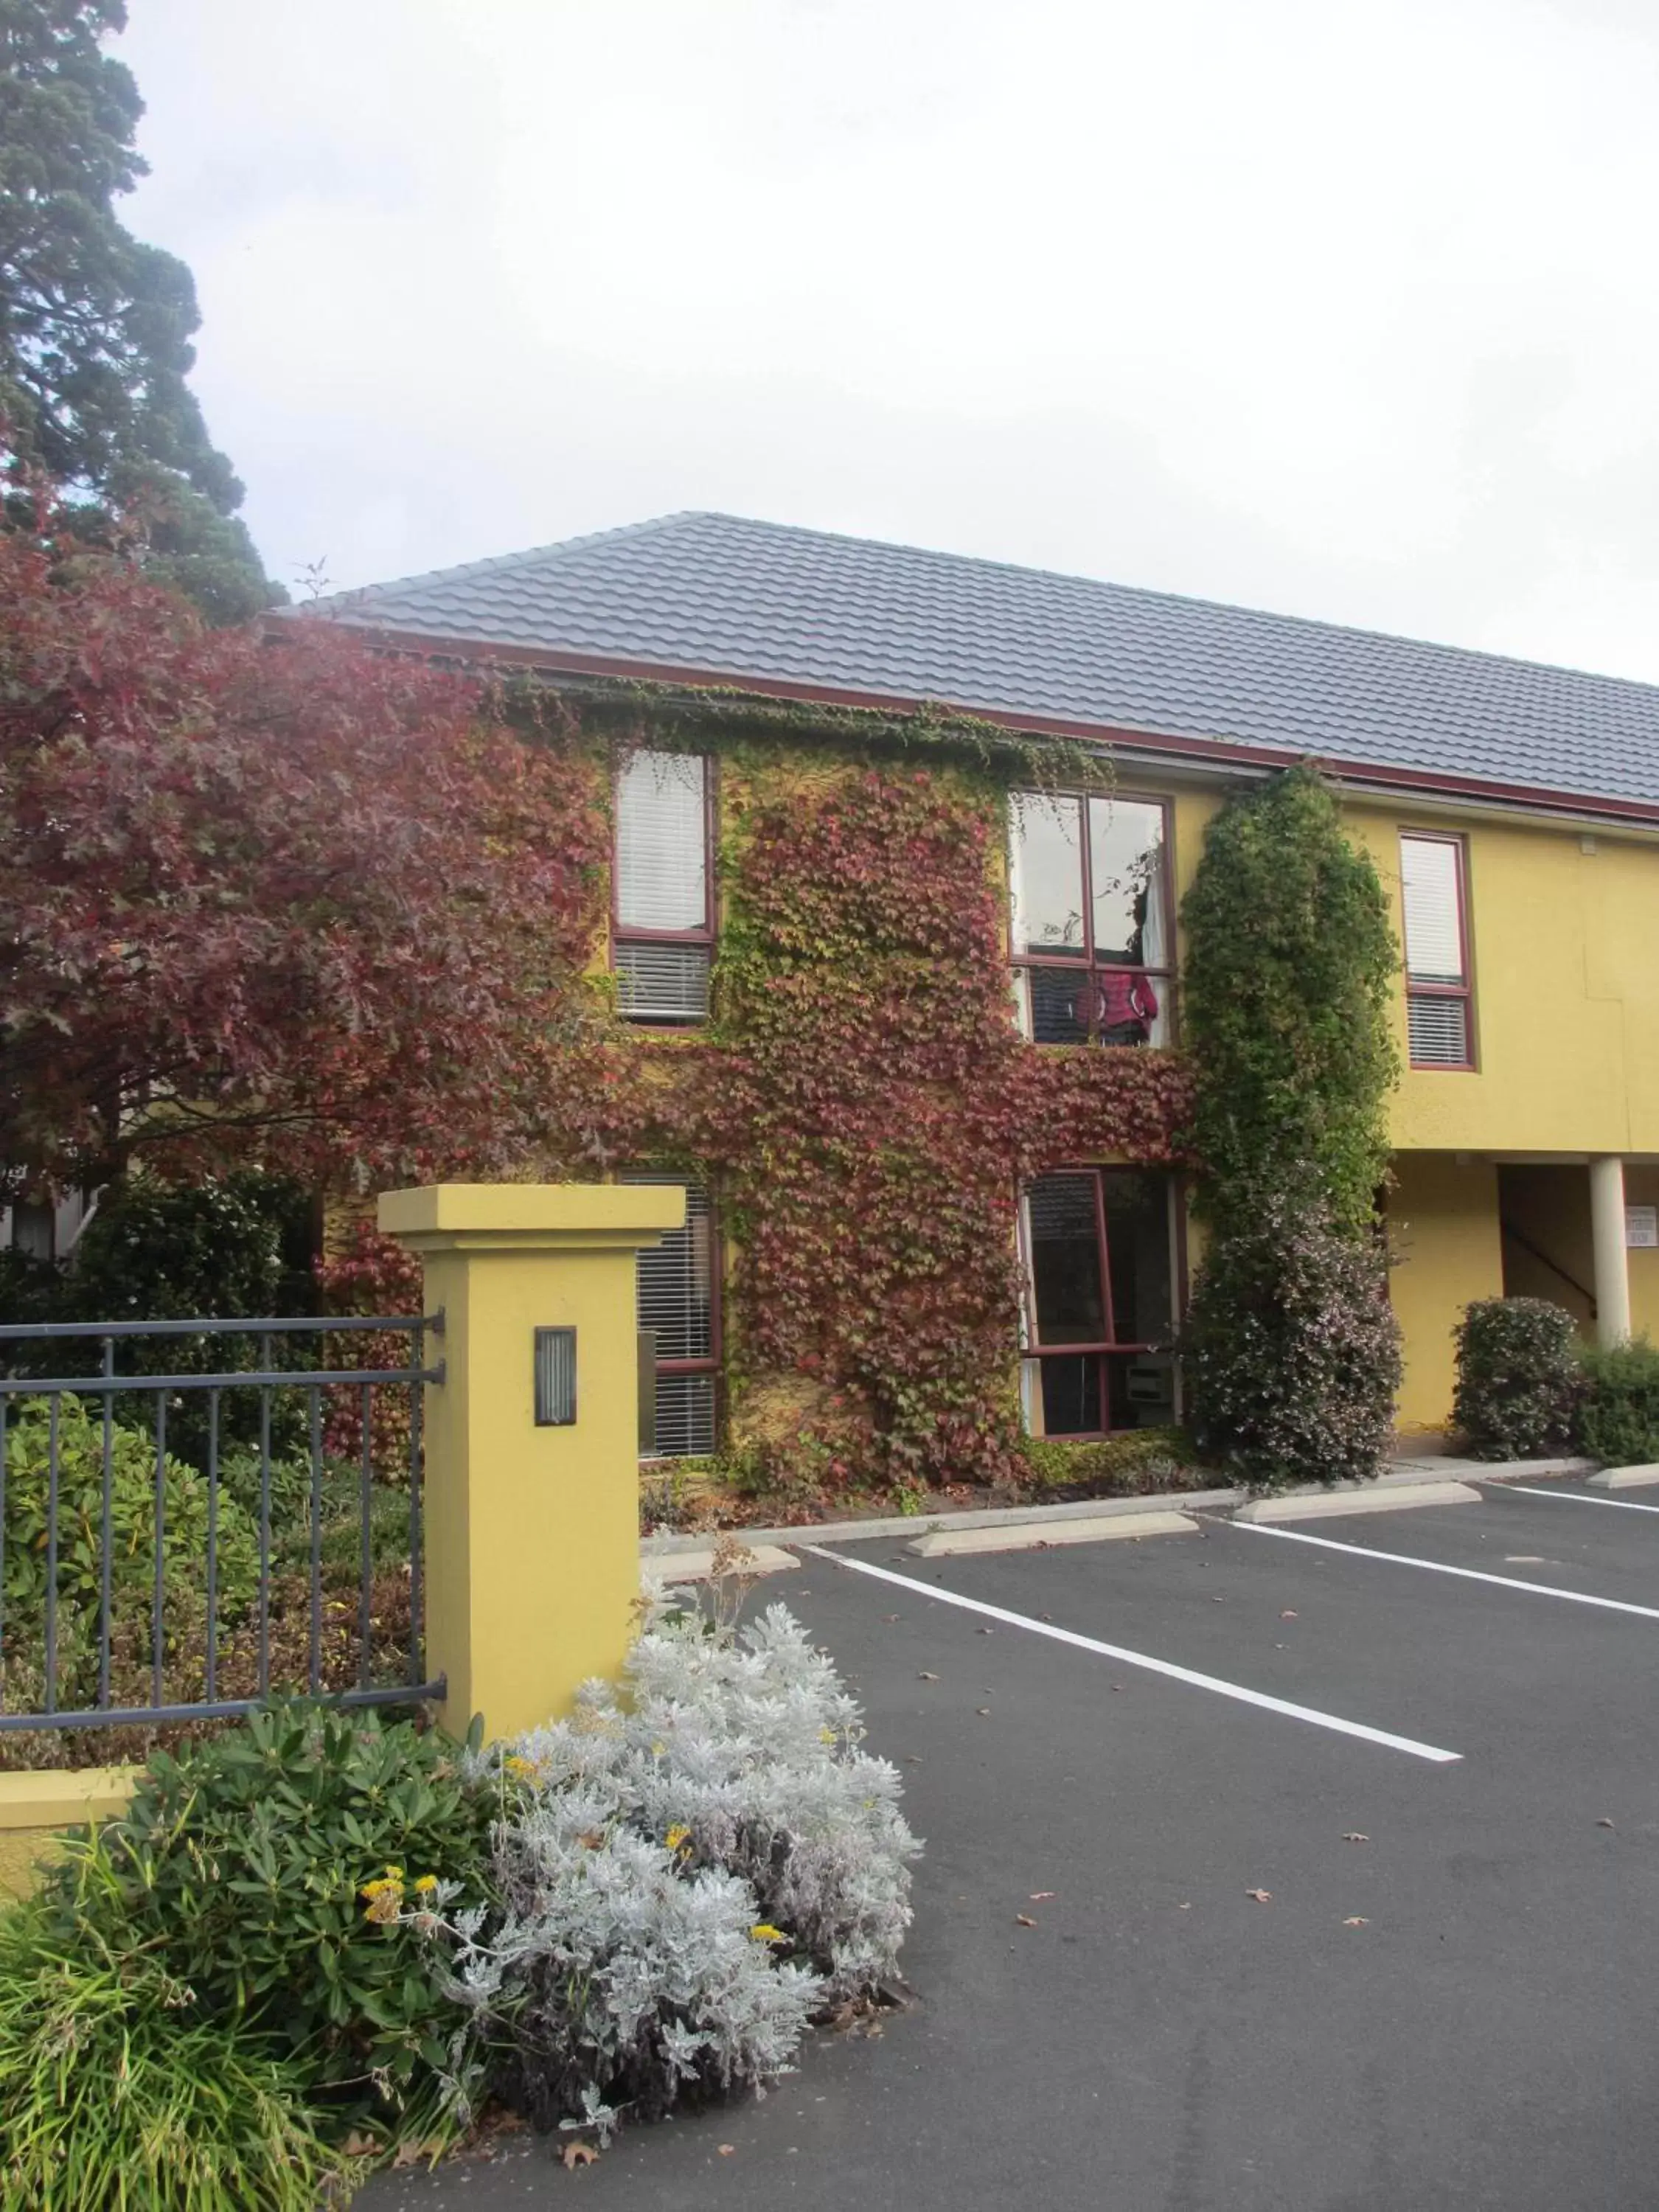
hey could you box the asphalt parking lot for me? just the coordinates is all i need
[364,1478,1659,2212]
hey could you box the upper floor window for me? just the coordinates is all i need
[1009,792,1172,1046]
[613,751,712,1024]
[1400,832,1473,1069]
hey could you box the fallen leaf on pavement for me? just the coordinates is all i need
[1178,1902,1192,1910]
[1343,1917,1370,1928]
[1280,1610,1298,1620]
[883,1613,900,1622]
[1030,1891,1057,1900]
[1245,1889,1272,1903]
[718,2143,737,2156]
[1342,1833,1370,1845]
[918,1671,939,1681]
[562,2143,598,2170]
[1015,1913,1037,1927]
[1598,1818,1615,1829]
[977,1627,995,1635]
[976,1707,992,1716]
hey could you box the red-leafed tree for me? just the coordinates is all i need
[0,515,609,1195]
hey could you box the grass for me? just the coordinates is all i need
[0,1896,360,2211]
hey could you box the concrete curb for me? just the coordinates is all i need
[1233,1481,1481,1524]
[1587,1464,1659,1490]
[637,1454,1600,1563]
[649,1543,799,1583]
[641,1484,1242,1557]
[908,1509,1199,1557]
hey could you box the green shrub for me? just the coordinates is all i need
[44,1703,499,2131]
[0,1171,320,1467]
[1018,1426,1200,1495]
[1,1395,258,1707]
[0,1894,355,2211]
[1575,1336,1659,1466]
[1452,1298,1580,1459]
[1186,1194,1402,1489]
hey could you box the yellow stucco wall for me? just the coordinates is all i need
[1163,779,1659,1428]
[1168,782,1659,1159]
[1387,1156,1505,1436]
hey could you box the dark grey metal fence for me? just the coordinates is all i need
[0,1313,445,1731]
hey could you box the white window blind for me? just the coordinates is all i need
[1407,995,1470,1067]
[625,1172,717,1458]
[616,751,708,932]
[1400,836,1464,984]
[614,942,711,1023]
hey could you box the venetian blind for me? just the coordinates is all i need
[616,751,708,931]
[1399,835,1465,985]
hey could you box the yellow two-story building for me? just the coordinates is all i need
[317,512,1659,1455]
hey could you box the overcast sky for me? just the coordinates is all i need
[116,0,1659,681]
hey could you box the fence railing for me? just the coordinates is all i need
[0,1313,445,1732]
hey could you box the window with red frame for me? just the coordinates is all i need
[613,750,713,1024]
[625,1172,719,1458]
[1399,832,1474,1069]
[1008,791,1174,1045]
[1018,1168,1179,1436]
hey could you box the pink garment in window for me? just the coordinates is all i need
[1095,970,1159,1033]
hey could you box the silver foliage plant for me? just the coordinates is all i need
[427,1593,920,2140]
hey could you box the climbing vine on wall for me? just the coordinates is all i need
[318,686,1194,1500]
[1178,764,1402,1486]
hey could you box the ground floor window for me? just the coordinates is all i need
[1018,1167,1180,1436]
[625,1172,719,1458]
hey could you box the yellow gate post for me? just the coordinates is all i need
[378,1183,686,1742]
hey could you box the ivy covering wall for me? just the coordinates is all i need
[344,687,1193,1501]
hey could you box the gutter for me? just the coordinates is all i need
[283,616,1659,837]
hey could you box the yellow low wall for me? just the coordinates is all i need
[0,1767,135,1899]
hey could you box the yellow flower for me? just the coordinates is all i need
[384,1865,404,1880]
[818,1726,837,1745]
[504,1754,536,1778]
[748,1924,787,1944]
[414,1874,439,1894]
[665,1824,692,1854]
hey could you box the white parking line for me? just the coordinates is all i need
[797,1543,1461,1765]
[1498,1484,1659,1517]
[1228,1520,1659,1618]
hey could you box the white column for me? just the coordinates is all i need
[1590,1156,1632,1349]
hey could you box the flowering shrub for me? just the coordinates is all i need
[1452,1298,1581,1459]
[1186,1194,1402,1487]
[424,1596,920,2140]
[44,1703,500,2131]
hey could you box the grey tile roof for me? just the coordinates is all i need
[310,511,1659,813]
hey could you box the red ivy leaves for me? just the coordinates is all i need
[606,766,1194,1495]
[0,523,611,1190]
